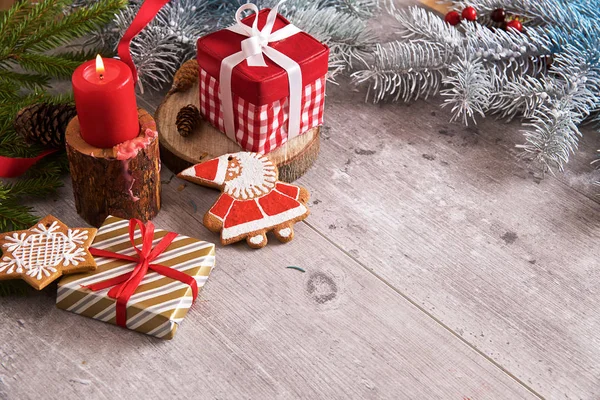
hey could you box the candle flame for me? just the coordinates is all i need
[96,54,105,79]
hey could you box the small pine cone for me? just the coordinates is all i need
[14,103,77,148]
[176,104,201,137]
[169,59,199,94]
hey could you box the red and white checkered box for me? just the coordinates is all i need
[199,67,325,154]
[196,7,329,154]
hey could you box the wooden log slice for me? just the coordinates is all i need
[156,81,320,183]
[65,109,161,227]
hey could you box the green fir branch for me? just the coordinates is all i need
[58,48,108,63]
[5,0,70,47]
[0,192,39,232]
[0,139,44,158]
[0,0,124,234]
[28,151,70,177]
[4,175,63,198]
[0,70,49,90]
[16,53,81,78]
[18,0,126,54]
[0,0,30,39]
[0,78,19,100]
[0,280,30,297]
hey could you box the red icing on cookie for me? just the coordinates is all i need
[178,152,311,248]
[275,182,299,199]
[210,194,234,219]
[224,199,263,228]
[259,190,301,216]
[194,158,220,181]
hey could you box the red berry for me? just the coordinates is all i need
[444,11,461,26]
[506,19,523,32]
[462,6,477,21]
[490,8,506,22]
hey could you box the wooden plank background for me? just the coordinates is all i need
[1,1,599,398]
[1,170,538,399]
[296,80,600,399]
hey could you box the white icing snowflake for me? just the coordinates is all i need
[0,221,89,280]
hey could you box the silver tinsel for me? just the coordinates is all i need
[90,0,378,91]
[353,1,600,174]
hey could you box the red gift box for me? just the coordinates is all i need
[196,7,329,154]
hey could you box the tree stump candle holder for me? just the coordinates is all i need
[65,108,161,227]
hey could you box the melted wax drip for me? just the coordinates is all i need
[114,128,157,203]
[120,159,140,203]
[114,128,157,160]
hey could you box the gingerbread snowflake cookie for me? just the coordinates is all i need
[0,215,97,290]
[178,152,310,248]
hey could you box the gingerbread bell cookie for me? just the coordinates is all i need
[0,215,97,290]
[178,152,310,248]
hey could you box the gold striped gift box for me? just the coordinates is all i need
[56,216,215,340]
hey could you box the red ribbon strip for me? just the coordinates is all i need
[0,149,57,178]
[86,219,199,328]
[117,0,171,83]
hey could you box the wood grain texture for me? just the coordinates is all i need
[65,109,161,227]
[156,82,320,183]
[3,1,599,396]
[0,175,537,400]
[291,80,600,399]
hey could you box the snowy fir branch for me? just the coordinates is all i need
[352,41,451,102]
[284,5,377,75]
[209,0,380,21]
[91,0,377,90]
[318,0,380,18]
[90,0,213,92]
[517,103,582,172]
[391,6,462,47]
[73,0,600,173]
[441,55,493,125]
[235,0,378,75]
[353,1,600,173]
[450,0,593,26]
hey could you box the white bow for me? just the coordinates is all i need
[220,1,303,148]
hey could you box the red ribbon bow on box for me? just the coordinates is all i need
[86,219,199,328]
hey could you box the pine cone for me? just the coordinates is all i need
[14,103,77,148]
[169,59,198,94]
[176,104,201,137]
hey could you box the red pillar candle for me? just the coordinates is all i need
[72,55,139,148]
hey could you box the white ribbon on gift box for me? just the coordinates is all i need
[220,1,302,147]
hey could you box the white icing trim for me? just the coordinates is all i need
[277,228,292,238]
[213,156,228,185]
[254,198,269,218]
[214,194,236,223]
[179,166,196,178]
[0,223,89,280]
[221,204,307,240]
[224,153,275,200]
[249,235,264,245]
